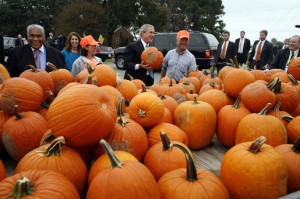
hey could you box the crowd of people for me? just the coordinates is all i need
[0,23,299,87]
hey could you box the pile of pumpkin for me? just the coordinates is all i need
[0,56,299,199]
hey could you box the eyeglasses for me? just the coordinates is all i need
[29,34,43,38]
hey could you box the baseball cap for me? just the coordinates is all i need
[177,30,190,39]
[80,35,99,48]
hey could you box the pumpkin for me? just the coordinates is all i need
[19,65,55,101]
[198,69,211,85]
[46,84,117,147]
[288,57,300,80]
[197,89,228,113]
[0,111,10,154]
[160,107,173,123]
[223,69,255,98]
[144,132,191,181]
[179,81,195,94]
[188,69,204,79]
[265,68,284,82]
[38,91,54,119]
[138,84,157,95]
[291,103,300,117]
[250,69,267,81]
[157,94,178,116]
[220,136,287,199]
[240,79,277,113]
[148,123,188,148]
[273,79,299,113]
[126,74,146,90]
[235,103,287,147]
[271,71,290,83]
[86,140,160,199]
[179,77,201,93]
[186,90,198,101]
[141,46,163,70]
[288,74,300,97]
[217,96,251,148]
[218,66,236,81]
[0,170,80,199]
[202,71,222,86]
[268,101,291,128]
[46,62,74,96]
[56,82,80,96]
[275,138,300,193]
[282,115,300,144]
[0,63,10,84]
[116,77,138,101]
[160,77,177,85]
[128,92,165,128]
[98,85,123,108]
[2,105,49,161]
[15,136,87,194]
[174,97,216,149]
[158,142,230,199]
[0,77,44,115]
[0,159,5,181]
[199,81,222,94]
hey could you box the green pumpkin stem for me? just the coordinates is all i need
[273,79,282,93]
[258,103,272,115]
[288,74,299,85]
[272,101,282,111]
[40,131,55,145]
[92,76,98,85]
[100,139,123,168]
[41,91,53,109]
[173,143,198,182]
[158,94,166,100]
[267,77,279,90]
[282,115,294,123]
[46,62,58,71]
[292,138,300,154]
[127,74,134,81]
[7,177,34,199]
[203,69,209,75]
[44,136,65,157]
[249,136,267,154]
[193,96,199,104]
[25,64,38,72]
[169,78,173,87]
[209,81,216,88]
[232,95,241,109]
[160,132,172,151]
[14,105,24,120]
[117,98,125,117]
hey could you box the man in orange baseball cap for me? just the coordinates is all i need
[177,30,190,40]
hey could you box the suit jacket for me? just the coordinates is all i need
[249,40,273,69]
[124,39,151,84]
[215,41,237,63]
[6,44,66,77]
[270,48,300,70]
[15,38,24,46]
[235,38,251,54]
[0,35,4,64]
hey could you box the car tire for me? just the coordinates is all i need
[116,55,125,70]
[102,58,106,63]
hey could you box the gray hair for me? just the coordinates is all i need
[27,24,45,37]
[139,24,154,36]
[291,35,300,42]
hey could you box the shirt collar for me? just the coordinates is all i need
[291,48,299,54]
[31,45,45,53]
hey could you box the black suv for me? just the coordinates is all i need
[114,31,219,70]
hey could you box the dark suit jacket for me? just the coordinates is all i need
[270,48,300,70]
[15,38,24,46]
[235,38,251,54]
[215,41,237,63]
[6,44,66,77]
[249,40,273,69]
[0,35,4,64]
[124,39,153,85]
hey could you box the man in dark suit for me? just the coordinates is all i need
[248,30,273,70]
[6,24,65,77]
[0,33,4,65]
[15,34,24,46]
[235,31,251,66]
[214,31,237,72]
[269,35,300,71]
[124,24,155,86]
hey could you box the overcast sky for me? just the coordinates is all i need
[221,0,300,44]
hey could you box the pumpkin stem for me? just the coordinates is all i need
[82,63,94,84]
[43,136,65,157]
[169,78,173,87]
[13,105,24,120]
[209,81,216,88]
[46,62,58,71]
[41,91,53,109]
[168,72,174,79]
[126,74,134,81]
[248,136,267,154]
[141,84,147,93]
[272,101,282,112]
[7,176,34,199]
[173,143,198,182]
[189,90,194,94]
[232,95,241,109]
[282,115,294,123]
[203,69,209,75]
[138,109,146,117]
[100,139,123,168]
[92,76,98,86]
[258,103,272,115]
[267,77,279,90]
[193,96,199,104]
[117,98,125,117]
[292,138,300,154]
[288,74,299,85]
[40,131,55,146]
[25,64,38,72]
[273,79,282,93]
[160,132,172,151]
[210,69,215,78]
[158,94,166,100]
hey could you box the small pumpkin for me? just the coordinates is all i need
[116,76,138,101]
[268,101,291,128]
[38,91,54,119]
[250,69,267,81]
[179,76,201,93]
[199,81,221,94]
[0,111,10,154]
[218,66,236,81]
[160,107,173,123]
[291,103,300,117]
[157,94,178,116]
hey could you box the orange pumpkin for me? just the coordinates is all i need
[87,140,160,199]
[157,94,178,116]
[0,170,80,199]
[291,103,300,117]
[179,76,201,93]
[0,159,5,181]
[160,107,173,123]
[0,77,44,115]
[288,57,300,80]
[0,64,10,84]
[38,91,54,119]
[57,82,80,96]
[0,111,10,154]
[265,68,284,82]
[275,138,300,193]
[218,66,236,81]
[116,78,138,101]
[98,85,123,108]
[199,81,222,94]
[141,46,163,70]
[179,81,195,94]
[271,71,290,83]
[138,84,157,95]
[288,74,300,97]
[202,71,222,86]
[188,69,204,79]
[250,69,267,81]
[186,90,198,101]
[268,101,291,128]
[220,136,287,199]
[124,73,146,90]
[15,136,87,194]
[282,115,300,144]
[197,89,228,113]
[160,77,177,85]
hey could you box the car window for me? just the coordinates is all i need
[153,34,170,54]
[202,33,219,47]
[189,34,205,46]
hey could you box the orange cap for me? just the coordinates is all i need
[80,35,99,48]
[177,30,190,39]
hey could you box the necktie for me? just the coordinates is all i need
[255,42,262,61]
[145,44,154,78]
[34,49,41,69]
[221,41,226,60]
[290,51,295,61]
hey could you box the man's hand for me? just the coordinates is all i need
[262,64,269,70]
[139,62,152,70]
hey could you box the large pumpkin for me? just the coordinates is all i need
[15,136,87,194]
[0,170,80,199]
[158,142,230,199]
[275,138,300,193]
[288,57,300,80]
[220,136,287,199]
[128,92,165,128]
[141,46,163,70]
[87,140,160,199]
[282,115,300,144]
[0,63,10,84]
[174,97,216,149]
[2,105,49,162]
[0,111,10,154]
[46,84,117,147]
[0,77,44,115]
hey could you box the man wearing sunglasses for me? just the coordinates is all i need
[6,24,65,77]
